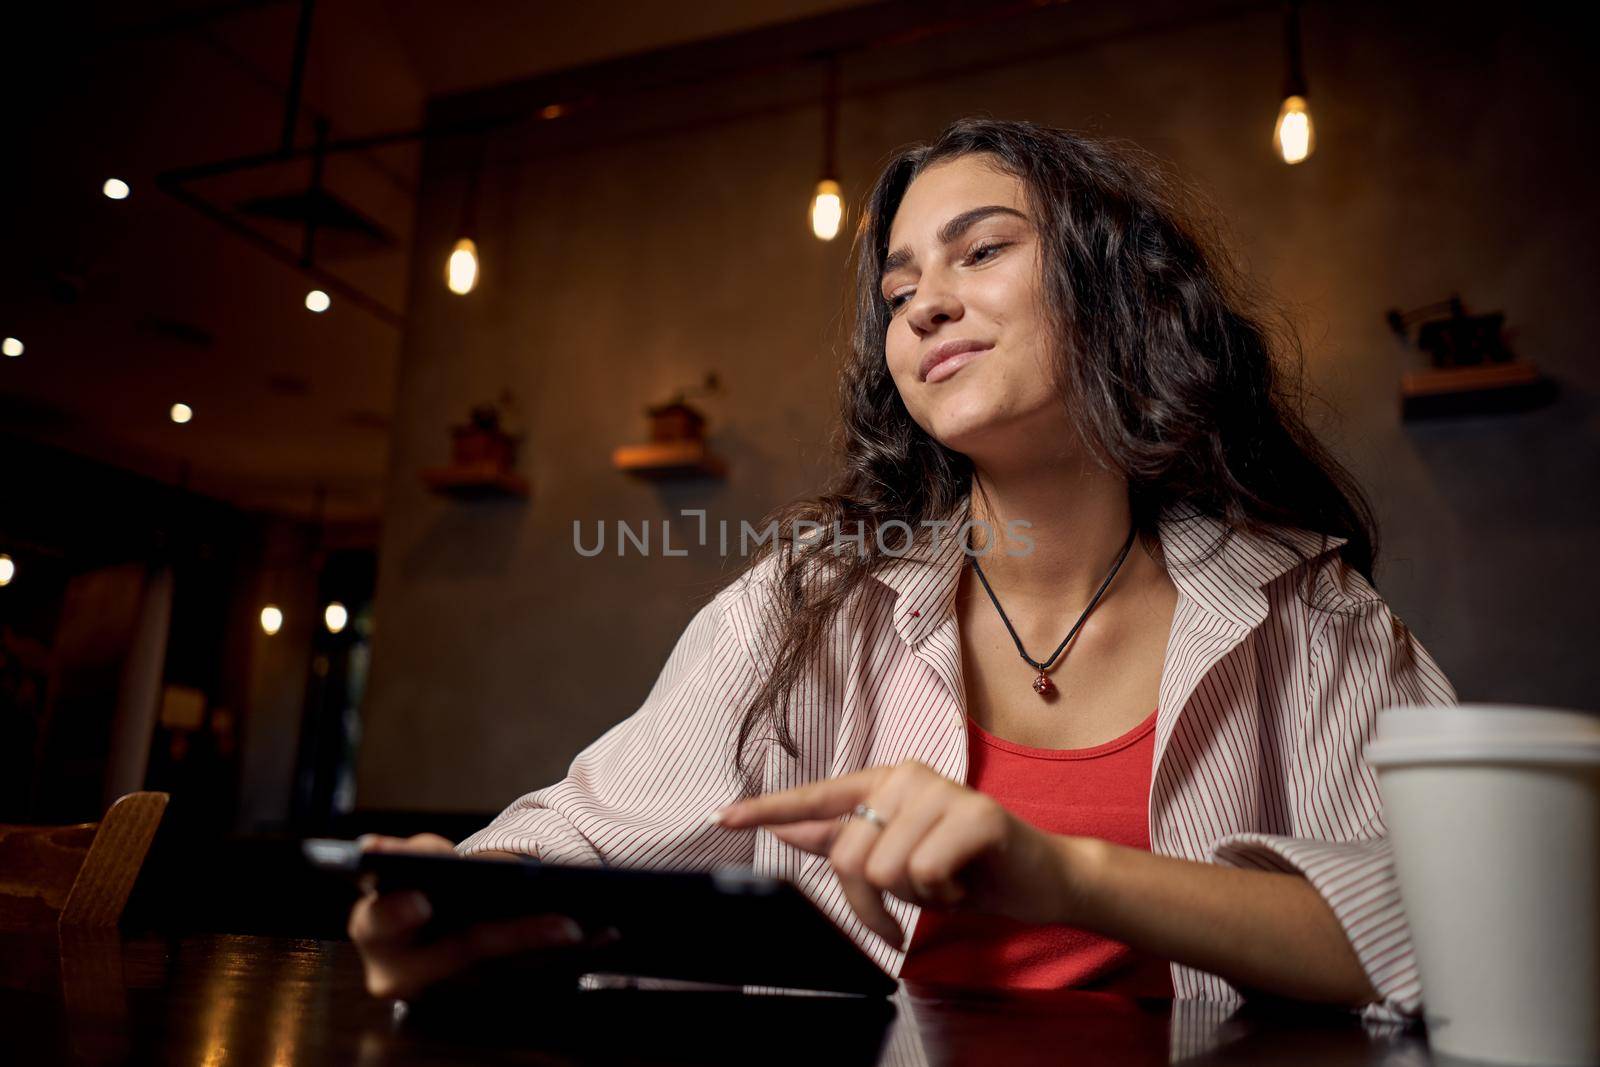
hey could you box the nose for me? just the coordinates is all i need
[906,266,963,337]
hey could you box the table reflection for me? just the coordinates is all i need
[0,932,1435,1065]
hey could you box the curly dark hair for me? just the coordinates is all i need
[731,117,1378,787]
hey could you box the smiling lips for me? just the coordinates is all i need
[918,338,994,383]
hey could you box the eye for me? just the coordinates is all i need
[965,240,1007,265]
[883,241,1011,314]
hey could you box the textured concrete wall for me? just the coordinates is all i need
[357,2,1598,812]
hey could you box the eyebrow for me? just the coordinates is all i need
[880,204,1029,285]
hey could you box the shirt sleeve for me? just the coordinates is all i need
[1209,571,1458,1025]
[454,579,765,871]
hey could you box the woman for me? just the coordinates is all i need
[351,118,1455,1022]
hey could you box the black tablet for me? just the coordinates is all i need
[303,838,897,997]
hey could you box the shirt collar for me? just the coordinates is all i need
[1156,501,1350,630]
[870,498,1350,645]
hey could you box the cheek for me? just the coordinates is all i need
[889,319,915,369]
[974,266,1034,328]
[883,325,938,427]
[884,322,919,383]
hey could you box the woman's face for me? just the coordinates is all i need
[880,154,1066,466]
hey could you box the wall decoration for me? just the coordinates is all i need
[421,396,529,498]
[1388,295,1557,420]
[612,373,726,480]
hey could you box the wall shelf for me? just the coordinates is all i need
[611,441,726,480]
[1400,359,1557,421]
[420,464,529,499]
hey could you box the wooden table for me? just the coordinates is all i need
[0,931,1436,1065]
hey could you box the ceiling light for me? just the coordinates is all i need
[810,55,845,241]
[449,139,484,294]
[324,602,348,634]
[260,605,284,636]
[103,178,131,200]
[306,289,330,313]
[1274,96,1314,165]
[810,179,844,241]
[2,337,21,358]
[446,238,479,295]
[170,403,193,424]
[1273,2,1316,165]
[0,555,14,586]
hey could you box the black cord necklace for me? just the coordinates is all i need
[969,521,1138,698]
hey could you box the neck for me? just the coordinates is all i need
[964,456,1140,611]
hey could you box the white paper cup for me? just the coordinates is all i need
[1368,704,1600,1066]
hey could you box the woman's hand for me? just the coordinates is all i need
[715,765,1384,1008]
[712,761,1097,946]
[347,833,592,1001]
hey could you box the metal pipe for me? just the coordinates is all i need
[281,0,317,154]
[821,53,839,181]
[1282,0,1308,98]
[302,117,328,269]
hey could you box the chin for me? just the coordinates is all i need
[921,400,1065,464]
[922,410,1011,456]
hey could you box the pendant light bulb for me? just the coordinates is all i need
[1273,95,1315,164]
[446,237,480,295]
[324,601,348,634]
[810,179,844,241]
[260,605,284,636]
[0,554,14,586]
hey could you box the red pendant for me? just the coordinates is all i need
[1032,672,1055,696]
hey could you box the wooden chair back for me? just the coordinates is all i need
[0,791,169,931]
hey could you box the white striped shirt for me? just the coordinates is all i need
[458,500,1457,1024]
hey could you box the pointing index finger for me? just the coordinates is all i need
[713,768,883,828]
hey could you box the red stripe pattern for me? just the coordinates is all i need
[458,502,1456,1023]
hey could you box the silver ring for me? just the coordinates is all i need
[852,803,888,830]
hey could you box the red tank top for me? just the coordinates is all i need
[900,708,1173,997]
